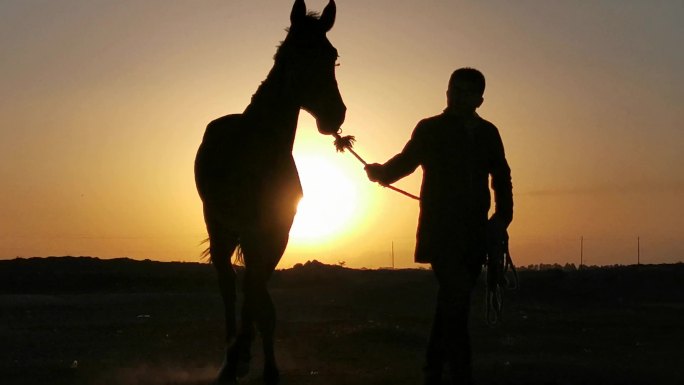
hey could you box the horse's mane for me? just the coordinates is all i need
[248,12,326,107]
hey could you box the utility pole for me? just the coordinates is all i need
[637,236,640,266]
[580,236,584,269]
[391,241,395,269]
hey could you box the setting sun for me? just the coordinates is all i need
[289,154,361,243]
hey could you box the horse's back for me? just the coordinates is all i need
[197,114,245,158]
[195,114,246,199]
[196,114,244,174]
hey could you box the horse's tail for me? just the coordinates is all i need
[200,237,245,266]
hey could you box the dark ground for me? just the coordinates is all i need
[1,257,683,385]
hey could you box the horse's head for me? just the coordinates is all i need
[278,0,346,135]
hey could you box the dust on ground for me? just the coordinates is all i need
[1,258,683,384]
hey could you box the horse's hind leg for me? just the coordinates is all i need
[203,214,240,384]
[243,266,278,383]
[222,292,255,380]
[205,219,239,341]
[240,228,290,385]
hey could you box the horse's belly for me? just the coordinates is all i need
[195,114,303,230]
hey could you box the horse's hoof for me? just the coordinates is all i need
[235,357,250,378]
[215,369,237,385]
[217,343,251,380]
[263,364,280,385]
[227,343,251,378]
[214,379,237,385]
[213,359,250,384]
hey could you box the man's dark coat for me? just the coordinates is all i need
[377,112,513,264]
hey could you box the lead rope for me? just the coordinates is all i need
[333,132,420,200]
[485,236,519,326]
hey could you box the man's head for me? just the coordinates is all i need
[446,68,485,115]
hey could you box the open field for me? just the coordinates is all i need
[1,257,683,385]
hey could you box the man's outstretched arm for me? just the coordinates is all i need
[365,123,423,185]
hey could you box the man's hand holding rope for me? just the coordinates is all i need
[333,132,420,200]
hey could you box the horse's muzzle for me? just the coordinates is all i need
[316,104,346,135]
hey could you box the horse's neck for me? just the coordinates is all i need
[243,66,300,152]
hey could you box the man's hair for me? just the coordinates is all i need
[449,67,486,96]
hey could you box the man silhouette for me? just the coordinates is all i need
[365,68,513,385]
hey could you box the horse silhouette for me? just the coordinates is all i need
[194,1,345,384]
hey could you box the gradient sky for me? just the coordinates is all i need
[1,0,682,268]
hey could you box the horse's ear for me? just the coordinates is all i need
[320,0,336,32]
[291,0,307,25]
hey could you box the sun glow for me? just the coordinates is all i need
[289,154,360,243]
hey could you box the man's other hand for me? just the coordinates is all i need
[487,215,508,242]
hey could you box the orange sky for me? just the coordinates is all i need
[1,1,682,268]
